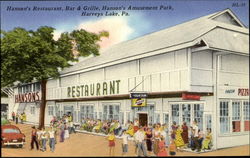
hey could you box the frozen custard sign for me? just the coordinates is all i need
[67,80,121,98]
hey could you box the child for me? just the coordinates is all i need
[121,130,129,156]
[157,135,168,157]
[106,131,116,156]
[169,139,176,156]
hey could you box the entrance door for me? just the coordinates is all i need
[139,113,148,127]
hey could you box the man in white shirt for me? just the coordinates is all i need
[134,126,147,156]
[121,130,129,156]
[192,120,200,152]
[48,127,56,152]
[40,128,48,152]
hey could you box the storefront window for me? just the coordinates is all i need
[182,104,191,126]
[148,105,154,125]
[243,101,250,131]
[48,106,54,116]
[80,105,94,119]
[103,104,120,121]
[194,104,204,131]
[30,106,35,115]
[172,104,179,125]
[205,114,212,130]
[232,101,241,132]
[220,101,229,134]
[163,114,169,125]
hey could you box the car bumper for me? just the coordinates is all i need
[3,142,25,146]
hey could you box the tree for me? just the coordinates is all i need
[1,26,108,128]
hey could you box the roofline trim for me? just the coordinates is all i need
[209,8,246,28]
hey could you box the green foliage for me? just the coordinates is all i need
[1,27,109,87]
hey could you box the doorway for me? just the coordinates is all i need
[139,113,148,127]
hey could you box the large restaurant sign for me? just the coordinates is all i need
[67,80,121,98]
[15,91,40,103]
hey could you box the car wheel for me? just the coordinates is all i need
[19,144,23,148]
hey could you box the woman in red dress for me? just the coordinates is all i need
[181,122,189,146]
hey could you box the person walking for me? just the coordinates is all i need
[153,124,161,156]
[37,128,42,149]
[48,127,56,152]
[60,121,65,142]
[145,128,153,156]
[40,127,48,152]
[121,130,129,156]
[163,124,170,148]
[181,122,189,148]
[20,113,23,124]
[12,111,15,122]
[174,125,185,150]
[23,112,27,123]
[192,120,200,152]
[15,113,19,124]
[30,126,39,150]
[135,126,147,157]
[106,131,116,157]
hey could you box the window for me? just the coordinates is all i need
[172,104,179,125]
[220,101,229,134]
[194,104,204,131]
[18,87,22,94]
[34,82,41,92]
[163,114,169,125]
[154,113,160,124]
[48,106,54,116]
[182,104,191,126]
[103,104,120,121]
[148,105,154,124]
[243,101,250,131]
[80,105,94,119]
[30,106,35,115]
[232,101,241,132]
[205,114,212,130]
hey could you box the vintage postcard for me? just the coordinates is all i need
[1,0,249,157]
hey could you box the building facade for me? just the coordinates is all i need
[7,9,249,149]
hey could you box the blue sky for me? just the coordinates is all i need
[1,0,249,49]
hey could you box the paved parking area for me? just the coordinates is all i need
[1,123,250,157]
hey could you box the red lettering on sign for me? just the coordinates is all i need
[14,92,41,103]
[182,93,200,100]
[238,88,249,96]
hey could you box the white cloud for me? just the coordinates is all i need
[77,17,134,51]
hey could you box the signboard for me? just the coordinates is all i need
[15,91,40,103]
[130,92,148,98]
[131,98,146,107]
[218,87,249,98]
[182,93,200,100]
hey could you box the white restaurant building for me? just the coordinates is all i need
[7,9,249,149]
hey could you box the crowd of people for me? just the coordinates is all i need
[11,111,213,156]
[79,118,213,156]
[12,111,26,124]
[29,113,76,152]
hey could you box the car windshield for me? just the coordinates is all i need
[3,128,20,134]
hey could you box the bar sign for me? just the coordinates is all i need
[130,93,148,99]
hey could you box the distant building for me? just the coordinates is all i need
[5,9,249,149]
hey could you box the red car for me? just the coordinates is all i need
[1,125,25,148]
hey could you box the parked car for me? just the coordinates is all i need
[1,125,25,148]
